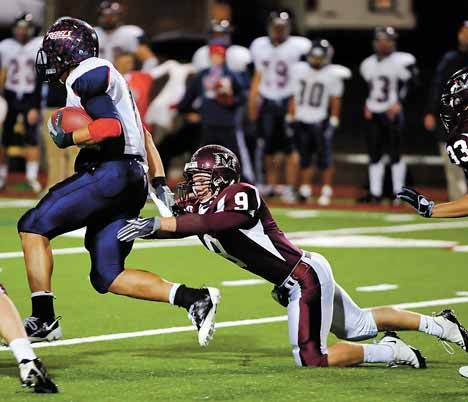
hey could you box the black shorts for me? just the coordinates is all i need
[294,121,333,169]
[366,112,404,164]
[257,97,294,155]
[1,89,39,147]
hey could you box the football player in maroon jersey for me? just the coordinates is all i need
[398,68,468,217]
[119,145,468,368]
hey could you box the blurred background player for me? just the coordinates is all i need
[248,11,311,200]
[0,283,57,393]
[0,14,42,192]
[41,80,79,192]
[192,19,254,182]
[424,21,468,201]
[95,1,157,70]
[359,26,417,204]
[289,39,351,205]
[177,44,244,158]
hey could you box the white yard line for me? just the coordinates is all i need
[222,279,267,287]
[1,295,467,352]
[1,221,467,260]
[356,284,399,292]
[0,199,36,208]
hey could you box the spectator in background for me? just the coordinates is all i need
[359,27,417,204]
[177,44,245,158]
[41,82,79,192]
[192,19,254,182]
[94,1,157,70]
[114,52,152,126]
[424,21,468,200]
[0,14,42,193]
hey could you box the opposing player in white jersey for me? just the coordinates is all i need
[289,39,351,205]
[359,27,417,204]
[119,144,468,369]
[248,11,311,199]
[17,17,219,347]
[94,1,157,70]
[0,14,43,192]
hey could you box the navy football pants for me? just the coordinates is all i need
[18,159,148,293]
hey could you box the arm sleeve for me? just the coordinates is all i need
[329,77,344,97]
[175,211,253,235]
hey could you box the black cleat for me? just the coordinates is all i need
[24,316,62,343]
[187,287,221,347]
[19,358,58,393]
[357,193,382,204]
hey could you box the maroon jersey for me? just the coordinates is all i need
[188,182,303,285]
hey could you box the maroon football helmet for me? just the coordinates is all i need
[176,145,241,206]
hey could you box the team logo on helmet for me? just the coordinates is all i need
[214,152,237,169]
[46,30,72,40]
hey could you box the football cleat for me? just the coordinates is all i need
[357,193,382,204]
[19,358,58,393]
[379,331,426,369]
[188,287,221,347]
[24,316,62,343]
[26,178,42,194]
[434,309,468,353]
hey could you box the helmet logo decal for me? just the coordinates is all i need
[46,30,72,40]
[214,153,236,169]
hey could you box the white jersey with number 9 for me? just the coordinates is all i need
[250,36,311,101]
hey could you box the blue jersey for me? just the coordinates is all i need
[65,57,147,170]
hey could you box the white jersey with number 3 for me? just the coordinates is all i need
[94,25,144,64]
[291,62,351,124]
[250,36,311,100]
[360,51,415,113]
[0,37,42,96]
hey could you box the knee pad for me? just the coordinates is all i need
[89,269,111,294]
[89,262,123,294]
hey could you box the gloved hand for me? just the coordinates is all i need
[397,187,434,217]
[117,217,161,242]
[151,177,176,217]
[47,112,74,149]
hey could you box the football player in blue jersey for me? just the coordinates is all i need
[17,17,219,347]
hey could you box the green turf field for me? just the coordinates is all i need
[1,200,468,401]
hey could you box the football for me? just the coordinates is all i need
[51,106,93,132]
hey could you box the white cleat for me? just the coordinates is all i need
[188,287,221,347]
[27,178,42,194]
[434,309,468,353]
[379,331,426,368]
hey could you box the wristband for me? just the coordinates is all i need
[151,176,167,188]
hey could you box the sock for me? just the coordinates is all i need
[168,283,181,305]
[299,184,312,198]
[363,343,394,363]
[31,292,55,322]
[321,185,333,197]
[418,315,444,337]
[9,338,37,363]
[391,160,406,195]
[0,164,7,179]
[173,285,206,310]
[369,161,385,197]
[26,161,39,181]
